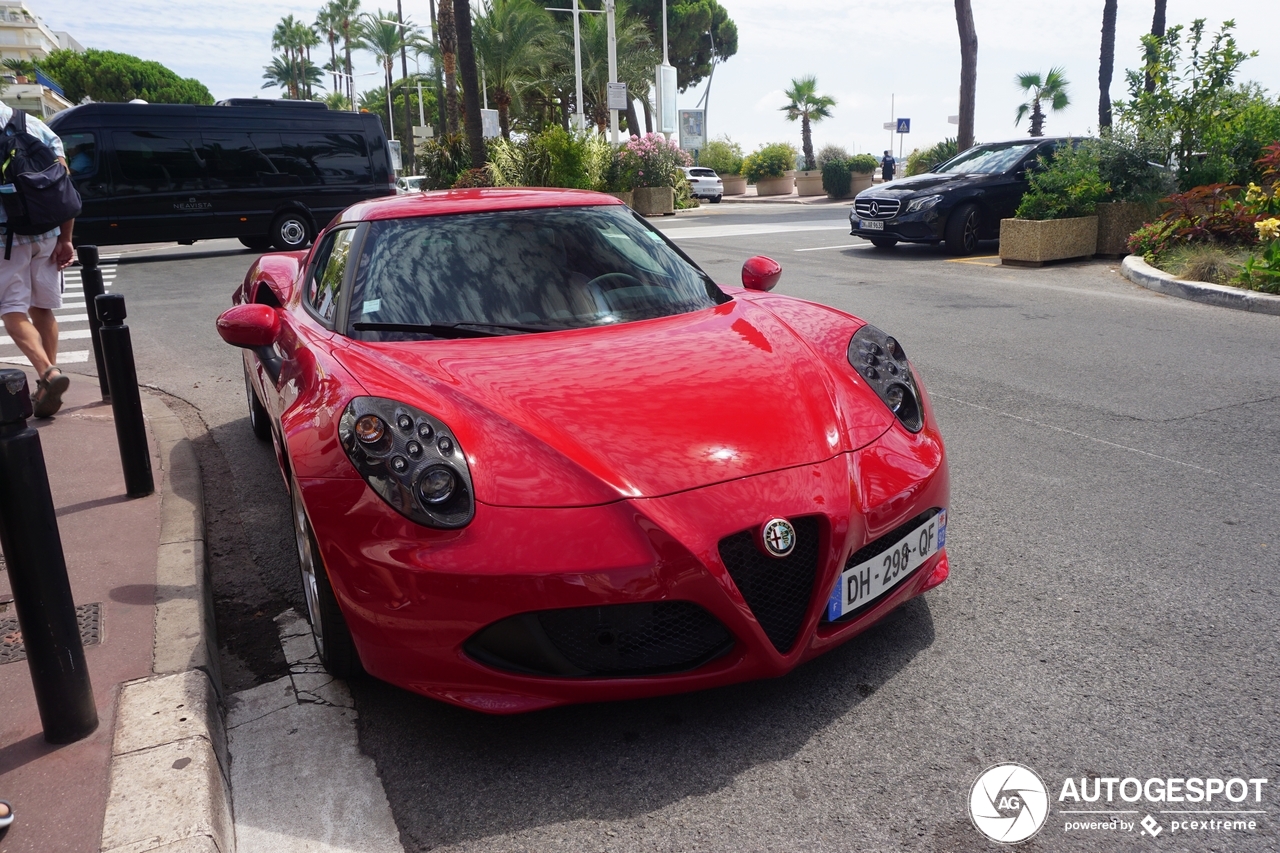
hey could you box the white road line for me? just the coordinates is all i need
[52,313,89,322]
[795,243,863,252]
[0,328,92,346]
[0,350,89,365]
[658,221,850,240]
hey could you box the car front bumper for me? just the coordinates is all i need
[850,206,947,243]
[301,420,948,713]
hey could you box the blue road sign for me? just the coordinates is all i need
[896,118,911,133]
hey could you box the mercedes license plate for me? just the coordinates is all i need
[826,511,946,620]
[860,219,884,231]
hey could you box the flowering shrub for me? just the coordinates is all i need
[1127,220,1184,262]
[1157,183,1259,244]
[617,133,690,189]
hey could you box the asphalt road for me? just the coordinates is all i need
[91,203,1279,852]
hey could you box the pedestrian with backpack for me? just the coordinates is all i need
[0,102,81,418]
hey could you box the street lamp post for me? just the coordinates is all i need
[547,1,618,136]
[546,1,586,133]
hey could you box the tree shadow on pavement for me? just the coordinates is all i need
[352,596,935,851]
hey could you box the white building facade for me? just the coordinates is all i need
[0,1,79,118]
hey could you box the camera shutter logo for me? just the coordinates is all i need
[969,763,1050,844]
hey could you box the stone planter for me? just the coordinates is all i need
[1095,201,1162,257]
[632,186,674,216]
[999,216,1100,266]
[607,191,634,208]
[850,172,874,195]
[720,174,747,195]
[754,175,794,197]
[795,170,825,197]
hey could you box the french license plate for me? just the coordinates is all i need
[859,219,884,231]
[826,511,946,620]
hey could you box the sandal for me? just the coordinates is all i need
[33,366,70,419]
[0,799,13,829]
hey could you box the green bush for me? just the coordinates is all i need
[816,145,850,170]
[699,137,744,176]
[906,138,960,176]
[821,159,851,198]
[1127,220,1183,262]
[1090,132,1175,203]
[1015,143,1111,220]
[743,142,797,182]
[847,154,879,174]
[674,172,699,209]
[417,134,473,190]
[487,128,614,190]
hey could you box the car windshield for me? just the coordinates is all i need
[935,143,1039,175]
[347,204,726,340]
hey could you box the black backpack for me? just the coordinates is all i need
[0,109,82,259]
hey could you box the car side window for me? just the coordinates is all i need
[308,228,356,325]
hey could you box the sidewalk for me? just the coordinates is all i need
[0,371,220,853]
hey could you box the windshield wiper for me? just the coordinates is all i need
[351,321,569,339]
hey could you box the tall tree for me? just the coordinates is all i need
[578,0,658,133]
[1099,0,1118,129]
[780,76,835,171]
[361,11,408,137]
[1015,67,1071,137]
[453,0,485,169]
[332,0,364,105]
[473,0,554,138]
[437,0,460,135]
[316,4,342,96]
[1145,0,1167,93]
[954,0,978,151]
[630,0,738,91]
[41,48,213,103]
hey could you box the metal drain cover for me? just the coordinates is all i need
[0,602,102,665]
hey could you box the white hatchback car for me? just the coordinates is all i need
[396,175,427,194]
[680,166,723,203]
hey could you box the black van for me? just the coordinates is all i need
[47,100,395,251]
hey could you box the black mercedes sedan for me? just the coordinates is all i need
[850,138,1072,255]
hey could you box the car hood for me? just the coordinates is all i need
[334,297,895,507]
[856,172,984,197]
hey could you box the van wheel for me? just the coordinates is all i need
[239,236,273,252]
[271,212,311,251]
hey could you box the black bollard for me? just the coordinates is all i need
[0,369,99,744]
[76,245,111,400]
[95,293,154,497]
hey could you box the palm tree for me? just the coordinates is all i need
[361,11,409,137]
[454,0,486,169]
[1014,67,1070,137]
[1145,0,1168,93]
[2,58,36,78]
[954,0,978,151]
[298,23,322,99]
[271,15,303,97]
[780,76,835,171]
[578,0,656,135]
[316,4,342,96]
[473,0,554,138]
[262,56,296,97]
[437,0,460,135]
[330,0,364,104]
[1099,0,1117,129]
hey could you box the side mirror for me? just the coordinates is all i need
[217,303,281,349]
[741,255,782,292]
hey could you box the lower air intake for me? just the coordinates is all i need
[717,516,822,654]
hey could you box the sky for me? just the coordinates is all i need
[32,0,1280,159]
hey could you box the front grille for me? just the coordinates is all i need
[465,602,734,678]
[717,517,821,654]
[853,197,901,220]
[825,508,943,624]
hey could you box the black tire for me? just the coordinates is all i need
[944,203,981,255]
[291,474,362,679]
[239,236,273,252]
[271,211,312,251]
[869,237,898,249]
[709,195,722,204]
[244,366,272,441]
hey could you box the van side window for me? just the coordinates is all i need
[202,133,276,189]
[308,228,356,325]
[253,132,371,187]
[62,132,97,177]
[113,131,205,191]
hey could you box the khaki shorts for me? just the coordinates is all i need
[0,235,63,316]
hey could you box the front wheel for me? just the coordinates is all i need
[944,203,981,255]
[244,366,271,442]
[869,237,898,249]
[271,212,312,251]
[291,474,361,678]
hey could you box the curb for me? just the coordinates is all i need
[1121,255,1280,316]
[99,393,234,853]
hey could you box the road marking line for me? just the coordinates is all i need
[795,244,863,252]
[0,328,92,346]
[660,221,850,240]
[0,350,89,365]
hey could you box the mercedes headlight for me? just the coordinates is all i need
[904,195,943,214]
[339,397,475,528]
[848,325,924,433]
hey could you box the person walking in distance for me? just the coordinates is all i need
[880,150,896,182]
[0,101,76,417]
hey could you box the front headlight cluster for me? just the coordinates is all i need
[904,194,943,214]
[338,396,475,528]
[848,325,923,433]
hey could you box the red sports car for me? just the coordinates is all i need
[216,189,949,714]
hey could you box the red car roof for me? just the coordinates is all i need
[340,187,624,225]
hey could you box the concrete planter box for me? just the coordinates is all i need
[754,175,794,197]
[1095,201,1162,257]
[607,191,634,207]
[720,174,747,195]
[632,186,674,216]
[796,170,825,197]
[999,216,1099,266]
[850,172,874,195]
